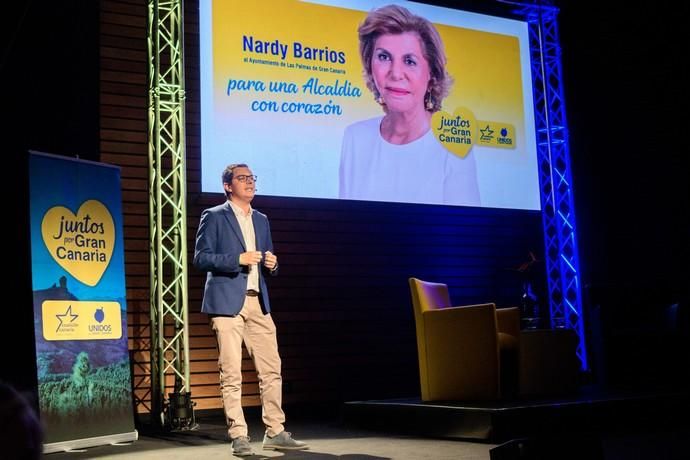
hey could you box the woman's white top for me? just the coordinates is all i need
[339,116,480,206]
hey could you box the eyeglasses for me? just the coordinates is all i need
[234,175,257,183]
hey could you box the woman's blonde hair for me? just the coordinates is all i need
[358,4,452,113]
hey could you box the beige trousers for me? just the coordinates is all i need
[211,296,285,439]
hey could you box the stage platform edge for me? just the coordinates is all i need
[342,386,690,442]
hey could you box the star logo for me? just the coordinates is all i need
[480,125,494,141]
[55,305,79,332]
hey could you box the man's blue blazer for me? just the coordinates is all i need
[193,201,277,315]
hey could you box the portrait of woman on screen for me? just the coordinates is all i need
[338,4,480,206]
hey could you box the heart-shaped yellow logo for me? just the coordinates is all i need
[41,200,115,286]
[431,107,477,158]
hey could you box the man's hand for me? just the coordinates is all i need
[239,251,263,266]
[264,251,278,270]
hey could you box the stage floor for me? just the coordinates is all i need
[47,406,494,459]
[45,387,689,459]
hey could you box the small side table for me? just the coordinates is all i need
[518,328,579,398]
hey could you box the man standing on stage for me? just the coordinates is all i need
[193,163,308,456]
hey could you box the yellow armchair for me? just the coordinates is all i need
[409,278,520,401]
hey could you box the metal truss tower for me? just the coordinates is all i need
[147,0,195,428]
[511,1,588,370]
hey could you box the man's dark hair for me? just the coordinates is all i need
[222,163,249,196]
